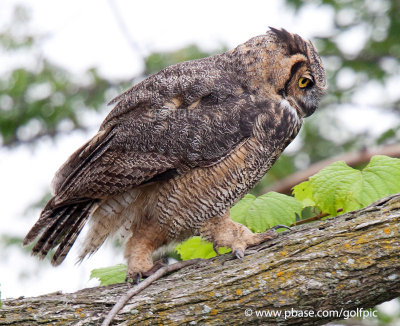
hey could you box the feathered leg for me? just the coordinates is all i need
[200,210,289,259]
[124,217,168,282]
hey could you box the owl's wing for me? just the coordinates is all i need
[53,57,261,203]
[50,126,181,202]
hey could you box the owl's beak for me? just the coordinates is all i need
[286,97,306,118]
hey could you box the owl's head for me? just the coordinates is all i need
[234,27,327,118]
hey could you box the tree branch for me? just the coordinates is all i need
[102,259,204,326]
[1,193,400,325]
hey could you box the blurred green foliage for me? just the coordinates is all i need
[0,6,111,146]
[145,44,227,75]
[287,0,400,108]
[0,64,110,145]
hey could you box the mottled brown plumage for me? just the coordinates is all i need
[23,28,326,279]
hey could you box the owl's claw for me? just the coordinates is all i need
[271,224,292,231]
[213,244,220,256]
[125,257,168,284]
[233,248,245,260]
[125,272,142,285]
[231,225,291,261]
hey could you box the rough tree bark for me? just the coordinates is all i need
[1,193,400,325]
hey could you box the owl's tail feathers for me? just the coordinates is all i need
[23,198,95,266]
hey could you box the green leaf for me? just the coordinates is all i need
[300,155,400,216]
[175,237,230,260]
[240,192,303,232]
[358,155,400,205]
[90,264,126,286]
[309,161,361,215]
[231,194,256,225]
[292,181,315,207]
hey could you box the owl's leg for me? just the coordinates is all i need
[124,219,167,283]
[124,236,154,283]
[200,210,289,259]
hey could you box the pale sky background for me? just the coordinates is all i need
[0,0,399,316]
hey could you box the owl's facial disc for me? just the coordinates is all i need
[266,27,326,118]
[279,64,321,118]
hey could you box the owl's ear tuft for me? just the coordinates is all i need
[268,27,308,57]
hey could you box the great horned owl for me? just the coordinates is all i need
[24,28,326,280]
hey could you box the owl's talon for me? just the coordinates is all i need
[234,249,245,260]
[213,244,220,256]
[125,272,142,284]
[271,224,292,231]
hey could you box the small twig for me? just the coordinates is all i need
[101,258,203,326]
[106,0,143,55]
[294,208,343,226]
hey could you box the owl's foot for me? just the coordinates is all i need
[125,272,142,284]
[200,212,291,261]
[125,254,154,284]
[213,243,221,256]
[124,238,156,284]
[124,220,169,283]
[232,224,291,260]
[125,257,169,284]
[142,257,168,277]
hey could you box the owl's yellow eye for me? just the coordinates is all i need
[298,77,312,89]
